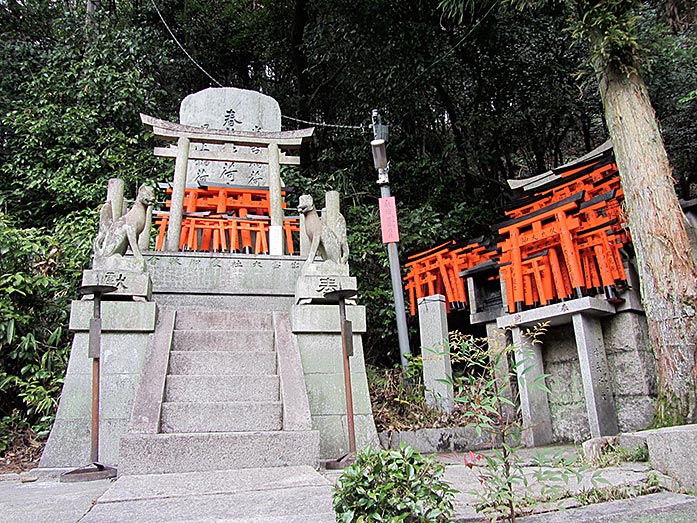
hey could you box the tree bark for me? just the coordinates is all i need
[595,59,697,424]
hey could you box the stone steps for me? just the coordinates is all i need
[161,401,283,433]
[174,311,273,331]
[172,329,274,352]
[168,350,276,376]
[118,431,320,475]
[164,374,280,402]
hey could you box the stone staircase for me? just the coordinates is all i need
[119,310,319,475]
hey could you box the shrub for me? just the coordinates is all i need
[333,444,455,522]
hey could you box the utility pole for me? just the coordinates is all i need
[371,109,411,373]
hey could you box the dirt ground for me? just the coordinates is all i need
[0,429,44,474]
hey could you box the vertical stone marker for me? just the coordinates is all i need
[179,87,282,186]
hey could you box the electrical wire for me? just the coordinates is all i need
[149,0,224,87]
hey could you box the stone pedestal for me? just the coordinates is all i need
[417,295,454,413]
[485,323,516,422]
[511,327,554,447]
[291,304,378,459]
[82,269,152,301]
[572,313,619,438]
[40,300,157,468]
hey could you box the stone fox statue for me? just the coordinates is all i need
[93,184,155,260]
[297,194,349,267]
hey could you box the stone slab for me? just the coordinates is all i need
[312,414,378,459]
[303,373,373,416]
[296,334,366,374]
[0,478,111,523]
[179,87,282,187]
[379,427,494,453]
[168,350,276,376]
[160,401,282,432]
[291,304,367,333]
[82,485,334,523]
[273,311,313,431]
[645,424,697,489]
[513,492,697,523]
[82,269,152,299]
[497,297,616,329]
[98,465,329,503]
[69,301,157,332]
[145,252,302,296]
[118,431,320,475]
[295,275,357,303]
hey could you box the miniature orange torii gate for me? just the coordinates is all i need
[404,146,631,317]
[141,114,313,254]
[403,239,497,315]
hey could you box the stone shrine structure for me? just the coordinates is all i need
[40,88,378,473]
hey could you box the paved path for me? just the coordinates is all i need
[1,458,696,522]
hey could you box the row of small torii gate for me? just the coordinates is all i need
[403,142,631,317]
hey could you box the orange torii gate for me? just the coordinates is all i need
[404,143,632,317]
[403,239,497,316]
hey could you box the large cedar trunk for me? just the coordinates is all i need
[595,60,697,424]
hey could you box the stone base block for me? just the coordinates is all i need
[82,269,152,300]
[295,275,357,304]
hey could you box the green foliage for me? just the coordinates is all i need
[569,0,644,70]
[333,444,456,522]
[448,324,607,520]
[0,8,170,225]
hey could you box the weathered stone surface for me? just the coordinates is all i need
[295,274,356,303]
[82,269,152,300]
[418,295,454,414]
[615,396,655,433]
[164,374,279,402]
[171,329,274,351]
[160,401,282,432]
[291,304,367,333]
[293,302,377,459]
[145,252,302,296]
[297,335,366,374]
[274,311,313,431]
[572,313,618,438]
[303,373,372,416]
[379,427,494,453]
[174,309,272,330]
[69,301,157,332]
[549,401,591,443]
[179,87,282,186]
[645,425,697,489]
[168,350,276,375]
[118,431,319,474]
[512,327,553,447]
[498,296,615,329]
[41,296,156,469]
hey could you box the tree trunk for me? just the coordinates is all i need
[595,59,697,424]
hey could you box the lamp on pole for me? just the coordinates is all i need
[371,110,411,373]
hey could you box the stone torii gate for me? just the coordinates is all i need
[140,114,314,255]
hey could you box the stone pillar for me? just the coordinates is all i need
[572,313,619,438]
[138,203,153,251]
[299,213,310,256]
[325,191,340,229]
[485,322,515,422]
[417,295,454,413]
[268,141,284,255]
[166,136,190,252]
[106,178,125,219]
[291,304,378,459]
[512,327,553,447]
